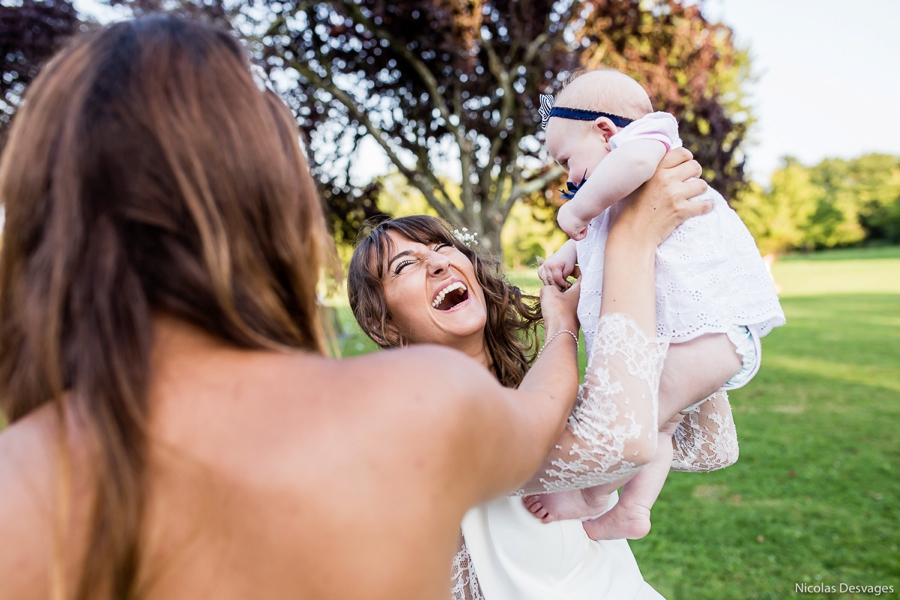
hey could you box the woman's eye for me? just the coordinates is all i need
[393,259,415,275]
[435,242,451,251]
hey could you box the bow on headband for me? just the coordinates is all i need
[538,93,635,129]
[559,175,588,200]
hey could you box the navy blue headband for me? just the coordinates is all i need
[538,93,634,129]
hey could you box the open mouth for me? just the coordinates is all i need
[432,281,469,311]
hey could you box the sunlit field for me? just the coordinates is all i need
[335,246,900,599]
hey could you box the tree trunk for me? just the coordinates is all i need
[480,217,505,259]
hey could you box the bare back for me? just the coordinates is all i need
[0,318,571,600]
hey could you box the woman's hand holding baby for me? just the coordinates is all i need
[599,148,710,333]
[539,277,581,341]
[610,147,711,250]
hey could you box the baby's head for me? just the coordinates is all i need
[545,69,652,184]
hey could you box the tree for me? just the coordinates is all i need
[272,0,754,251]
[501,197,567,269]
[734,158,822,255]
[1,0,82,148]
[259,0,581,253]
[812,154,900,245]
[110,0,579,252]
[102,0,753,255]
[737,153,900,255]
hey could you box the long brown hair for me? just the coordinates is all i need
[0,16,328,599]
[348,215,541,389]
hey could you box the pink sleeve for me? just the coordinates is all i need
[609,112,680,151]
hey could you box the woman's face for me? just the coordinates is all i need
[381,231,488,351]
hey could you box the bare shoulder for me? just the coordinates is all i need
[0,406,57,526]
[318,345,501,419]
[264,346,505,476]
[0,407,61,599]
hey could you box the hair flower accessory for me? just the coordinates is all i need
[453,228,479,248]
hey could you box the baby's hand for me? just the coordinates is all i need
[538,240,577,291]
[558,202,589,241]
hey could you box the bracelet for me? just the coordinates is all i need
[536,329,579,359]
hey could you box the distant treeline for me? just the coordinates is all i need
[734,154,900,255]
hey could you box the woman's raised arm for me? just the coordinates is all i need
[438,281,582,503]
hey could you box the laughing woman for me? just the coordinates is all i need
[349,150,742,600]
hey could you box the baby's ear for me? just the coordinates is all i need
[593,117,618,142]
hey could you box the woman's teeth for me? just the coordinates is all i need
[432,281,468,309]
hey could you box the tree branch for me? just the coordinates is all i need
[480,34,518,213]
[505,165,564,213]
[452,81,476,225]
[290,58,460,224]
[336,2,476,225]
[340,2,458,133]
[523,33,549,64]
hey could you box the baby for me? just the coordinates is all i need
[524,69,785,541]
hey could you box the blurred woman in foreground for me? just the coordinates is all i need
[0,16,583,599]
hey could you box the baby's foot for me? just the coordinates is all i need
[581,503,651,541]
[523,488,611,524]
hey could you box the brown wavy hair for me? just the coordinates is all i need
[0,16,328,599]
[348,215,541,389]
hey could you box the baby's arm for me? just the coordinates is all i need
[538,239,578,290]
[558,139,668,240]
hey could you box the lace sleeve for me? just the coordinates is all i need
[671,390,739,472]
[516,313,668,495]
[451,536,484,600]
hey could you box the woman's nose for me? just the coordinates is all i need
[427,251,451,276]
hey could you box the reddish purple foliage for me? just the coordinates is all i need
[1,0,81,143]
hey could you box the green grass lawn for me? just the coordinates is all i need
[636,290,900,600]
[635,250,900,600]
[335,246,900,599]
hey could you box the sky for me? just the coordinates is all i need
[704,0,900,182]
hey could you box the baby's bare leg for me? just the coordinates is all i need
[581,415,681,540]
[658,333,742,422]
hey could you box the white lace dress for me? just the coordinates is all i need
[451,313,739,600]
